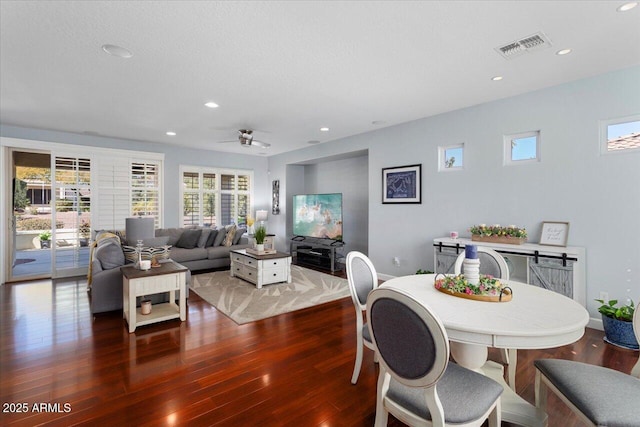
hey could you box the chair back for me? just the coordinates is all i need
[634,299,639,343]
[454,246,510,280]
[367,287,449,388]
[346,251,378,311]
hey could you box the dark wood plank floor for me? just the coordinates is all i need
[1,267,637,426]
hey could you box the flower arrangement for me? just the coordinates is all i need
[469,224,527,239]
[435,274,507,296]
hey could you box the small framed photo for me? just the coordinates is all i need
[539,221,570,246]
[382,164,422,204]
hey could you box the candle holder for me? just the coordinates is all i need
[136,240,143,270]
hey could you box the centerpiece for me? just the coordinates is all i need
[469,224,527,245]
[434,274,512,302]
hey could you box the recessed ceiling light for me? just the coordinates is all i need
[491,76,503,81]
[166,131,176,136]
[556,48,572,55]
[204,101,219,108]
[101,44,133,58]
[617,2,638,12]
[320,127,330,132]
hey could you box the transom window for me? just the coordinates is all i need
[504,131,540,165]
[600,115,640,154]
[180,166,252,228]
[438,144,464,171]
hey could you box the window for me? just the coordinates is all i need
[438,144,464,171]
[504,131,540,165]
[600,115,640,154]
[180,166,253,228]
[131,161,161,228]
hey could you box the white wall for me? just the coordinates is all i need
[301,155,369,254]
[268,66,640,320]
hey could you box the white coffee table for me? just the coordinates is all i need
[122,261,188,333]
[230,249,292,289]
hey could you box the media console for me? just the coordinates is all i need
[289,237,345,272]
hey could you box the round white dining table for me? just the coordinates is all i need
[380,274,589,427]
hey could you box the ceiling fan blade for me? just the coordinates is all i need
[216,140,237,143]
[251,140,271,148]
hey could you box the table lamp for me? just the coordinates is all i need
[255,210,268,228]
[125,217,155,244]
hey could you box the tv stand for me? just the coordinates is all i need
[290,238,345,272]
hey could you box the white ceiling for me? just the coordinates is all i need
[1,1,639,156]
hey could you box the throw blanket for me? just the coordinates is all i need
[87,232,120,286]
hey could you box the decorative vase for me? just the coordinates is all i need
[256,243,265,252]
[602,315,638,350]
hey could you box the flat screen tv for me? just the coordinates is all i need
[293,193,343,241]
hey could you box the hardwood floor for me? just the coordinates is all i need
[1,267,637,426]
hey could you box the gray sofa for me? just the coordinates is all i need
[89,225,250,314]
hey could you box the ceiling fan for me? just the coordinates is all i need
[217,129,271,149]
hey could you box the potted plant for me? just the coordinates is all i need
[39,230,51,249]
[595,298,638,349]
[79,219,90,247]
[254,225,267,252]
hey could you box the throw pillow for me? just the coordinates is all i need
[95,241,125,270]
[205,229,219,247]
[233,227,247,245]
[141,236,170,247]
[122,245,171,263]
[197,228,211,248]
[223,225,237,247]
[175,229,202,249]
[212,227,227,246]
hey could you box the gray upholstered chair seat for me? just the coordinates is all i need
[387,362,503,424]
[535,359,640,426]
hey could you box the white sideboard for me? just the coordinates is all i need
[433,237,586,307]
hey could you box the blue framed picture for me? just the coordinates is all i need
[382,164,422,204]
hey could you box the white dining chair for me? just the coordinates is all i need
[632,304,640,377]
[454,246,518,390]
[346,251,378,384]
[534,302,640,426]
[367,287,503,427]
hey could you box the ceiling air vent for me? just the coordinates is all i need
[495,32,552,59]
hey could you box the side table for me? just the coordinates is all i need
[122,261,188,333]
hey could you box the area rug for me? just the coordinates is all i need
[190,265,350,324]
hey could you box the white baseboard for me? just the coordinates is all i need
[588,317,604,331]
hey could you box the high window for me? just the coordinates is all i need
[504,131,540,165]
[181,167,253,228]
[600,116,640,154]
[438,143,464,171]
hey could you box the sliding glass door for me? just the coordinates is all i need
[51,155,91,278]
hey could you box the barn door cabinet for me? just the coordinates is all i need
[433,237,586,306]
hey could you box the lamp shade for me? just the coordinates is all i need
[125,217,155,244]
[255,210,268,222]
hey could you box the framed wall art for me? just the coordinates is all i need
[539,221,570,246]
[272,180,280,214]
[382,164,422,204]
